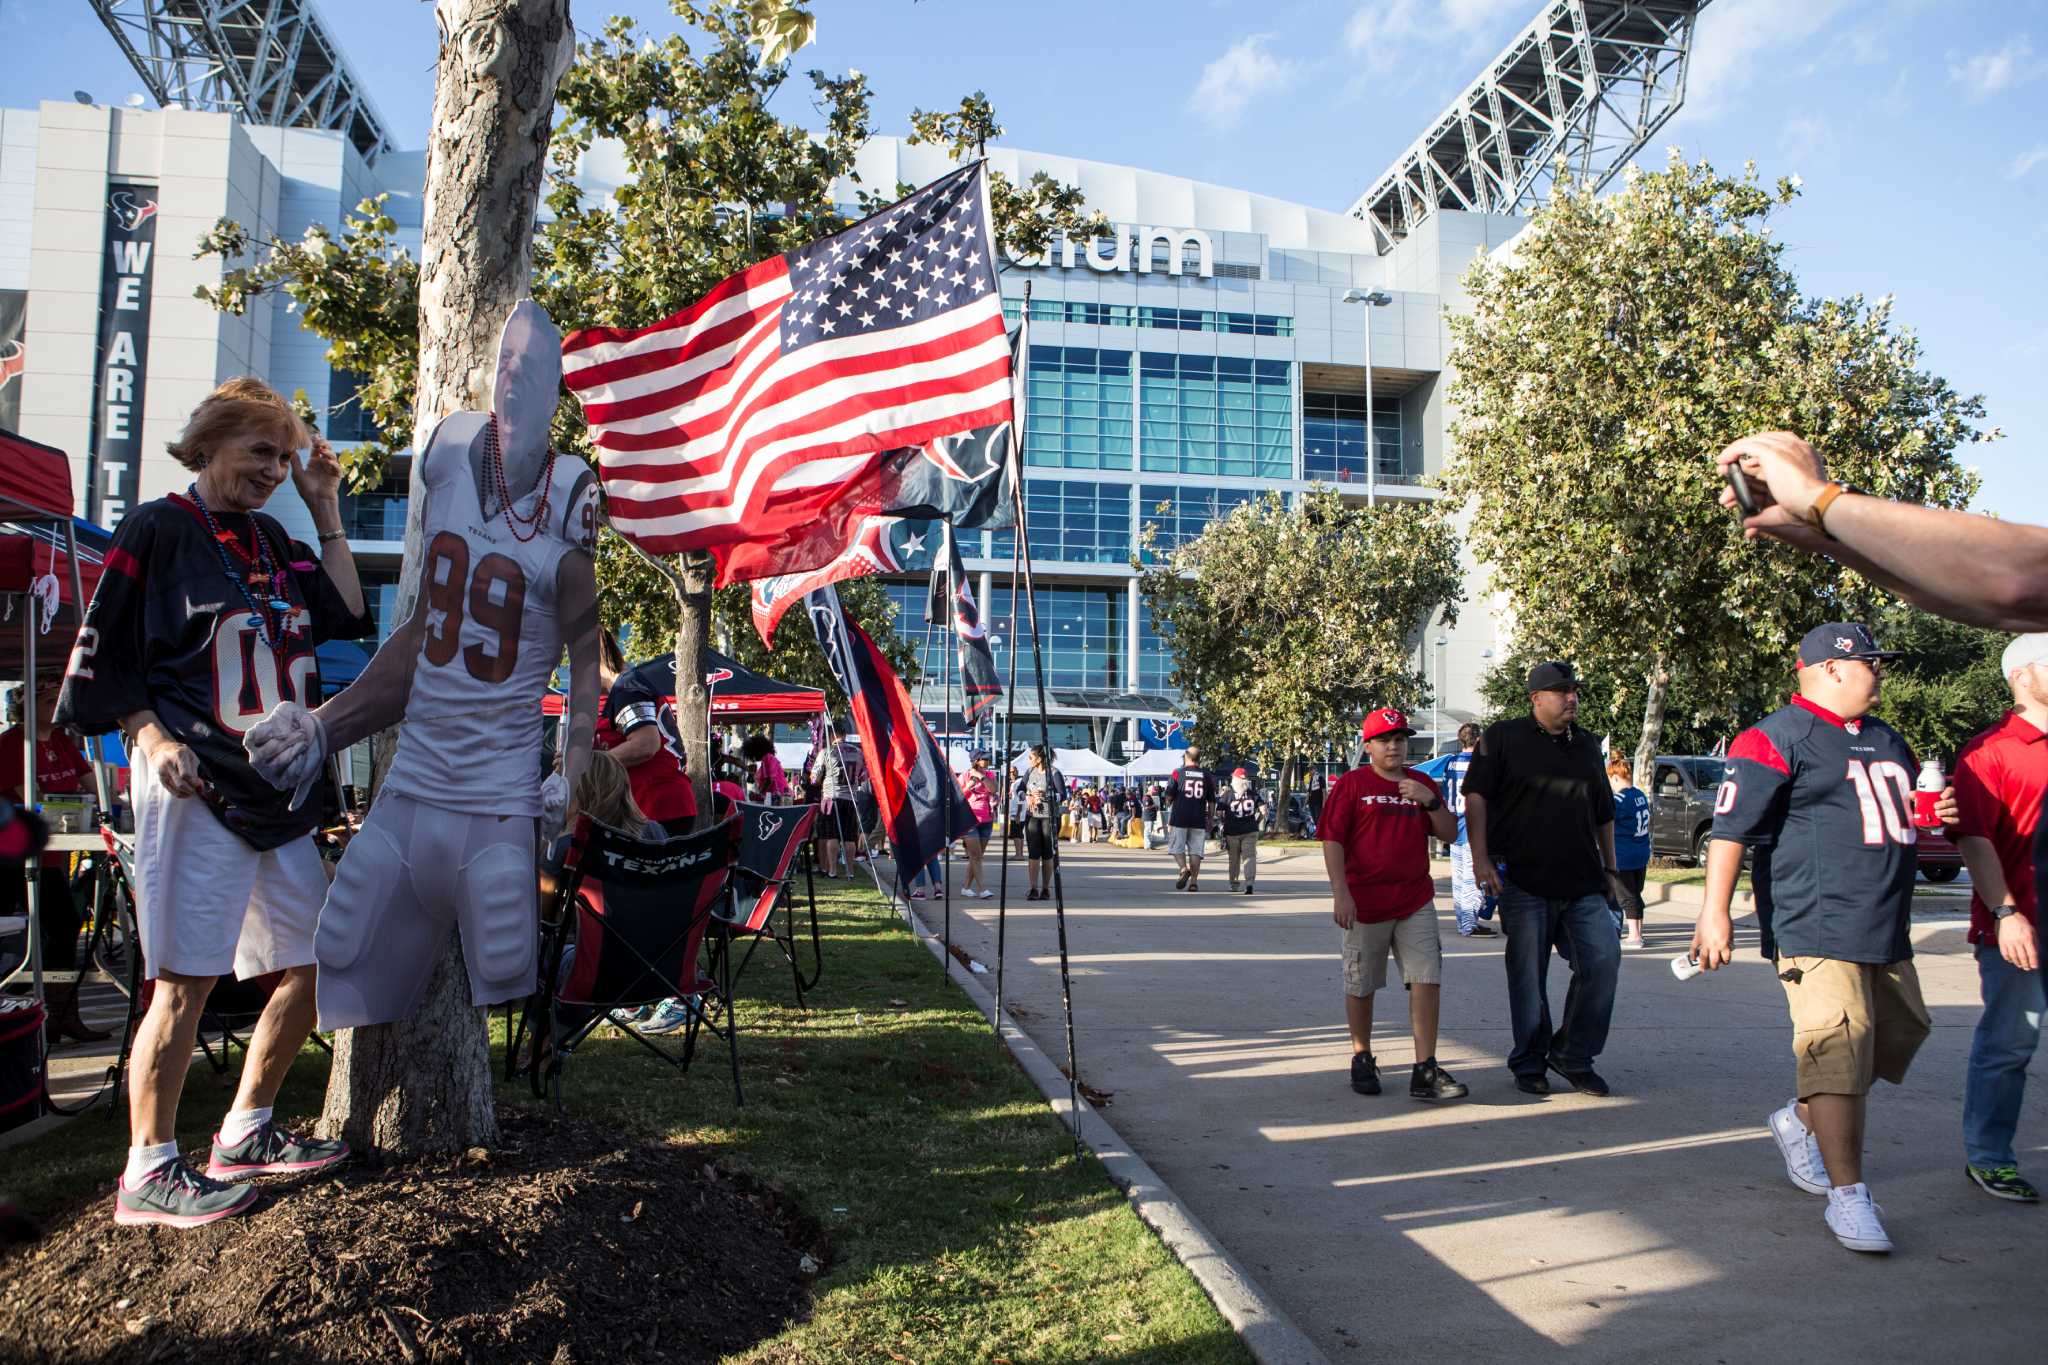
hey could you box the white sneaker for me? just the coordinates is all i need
[1768,1101,1831,1195]
[1824,1183,1892,1254]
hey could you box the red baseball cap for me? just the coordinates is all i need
[1360,708,1415,742]
[1231,767,1248,778]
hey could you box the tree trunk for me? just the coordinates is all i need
[1634,654,1671,791]
[673,550,717,828]
[320,0,574,1156]
[1275,756,1295,824]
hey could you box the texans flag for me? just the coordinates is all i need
[806,583,975,887]
[563,162,1013,585]
[923,523,1003,723]
[750,515,941,645]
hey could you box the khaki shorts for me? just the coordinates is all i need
[1342,904,1441,998]
[1779,955,1930,1097]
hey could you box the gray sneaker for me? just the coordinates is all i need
[114,1158,259,1228]
[205,1122,350,1181]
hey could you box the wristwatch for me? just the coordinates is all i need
[1804,482,1853,539]
[1992,903,2020,921]
[1421,795,1443,812]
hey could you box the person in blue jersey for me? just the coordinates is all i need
[1692,623,1931,1256]
[1607,757,1652,948]
[1416,724,1495,937]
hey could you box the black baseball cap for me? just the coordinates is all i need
[1797,622,1901,668]
[1526,660,1580,692]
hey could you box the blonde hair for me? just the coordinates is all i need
[165,377,310,472]
[575,750,652,838]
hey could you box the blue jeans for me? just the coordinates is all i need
[1964,942,2045,1168]
[1498,879,1621,1077]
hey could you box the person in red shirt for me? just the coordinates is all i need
[0,681,105,1044]
[1951,633,2048,1202]
[593,631,697,830]
[1320,708,1467,1102]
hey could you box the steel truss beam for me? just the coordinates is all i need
[1350,0,1712,252]
[88,0,394,163]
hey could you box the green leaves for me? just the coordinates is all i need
[1135,489,1463,767]
[1447,152,1994,761]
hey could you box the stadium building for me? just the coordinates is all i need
[1,0,1713,760]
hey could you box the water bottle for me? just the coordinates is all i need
[1912,758,1944,830]
[1671,952,1705,982]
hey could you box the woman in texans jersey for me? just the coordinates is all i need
[1692,624,1931,1256]
[56,379,370,1229]
[1220,768,1266,895]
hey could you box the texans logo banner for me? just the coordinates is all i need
[563,162,1012,584]
[805,583,975,887]
[750,516,941,647]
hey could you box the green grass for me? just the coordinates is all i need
[1643,865,1751,892]
[4,881,1249,1365]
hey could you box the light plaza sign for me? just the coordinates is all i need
[1005,224,1214,278]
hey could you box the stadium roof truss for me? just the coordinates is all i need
[1350,0,1712,252]
[88,0,394,163]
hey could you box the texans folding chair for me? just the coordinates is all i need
[709,801,823,1007]
[516,814,744,1108]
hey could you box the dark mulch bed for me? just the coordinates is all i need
[0,1110,821,1364]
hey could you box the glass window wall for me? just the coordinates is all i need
[1026,345,1133,471]
[1138,354,1291,478]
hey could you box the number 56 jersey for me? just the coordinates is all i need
[1710,695,1920,965]
[379,417,595,818]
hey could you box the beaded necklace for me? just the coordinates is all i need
[483,415,556,542]
[187,482,292,653]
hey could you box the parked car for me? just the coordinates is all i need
[1648,756,1731,865]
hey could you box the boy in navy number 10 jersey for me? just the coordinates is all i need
[1692,623,1932,1257]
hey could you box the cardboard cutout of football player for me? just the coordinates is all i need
[243,301,601,1029]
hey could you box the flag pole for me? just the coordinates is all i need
[995,509,1022,1040]
[1006,282,1083,1157]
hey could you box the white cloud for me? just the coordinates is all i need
[1187,34,1304,131]
[1949,36,2043,100]
[1343,0,1525,75]
[1685,0,1854,119]
[1778,113,1834,165]
[2011,145,2048,180]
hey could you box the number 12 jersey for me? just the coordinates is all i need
[380,423,592,817]
[1710,695,1920,964]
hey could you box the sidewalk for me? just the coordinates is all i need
[912,841,2044,1363]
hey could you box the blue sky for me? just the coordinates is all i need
[7,0,2045,518]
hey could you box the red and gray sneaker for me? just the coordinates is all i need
[114,1158,259,1228]
[205,1122,351,1181]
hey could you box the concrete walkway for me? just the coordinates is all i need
[913,840,2046,1363]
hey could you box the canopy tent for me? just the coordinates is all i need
[1120,748,1183,778]
[0,430,107,685]
[1010,746,1124,780]
[543,647,826,724]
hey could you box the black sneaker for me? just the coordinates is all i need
[1965,1163,2042,1202]
[1244,884,1255,896]
[1349,1052,1381,1095]
[1174,867,1191,890]
[1514,1073,1550,1096]
[1463,924,1498,937]
[1546,1059,1611,1096]
[114,1158,259,1229]
[1411,1058,1469,1101]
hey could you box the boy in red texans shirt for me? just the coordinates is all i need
[1321,708,1467,1101]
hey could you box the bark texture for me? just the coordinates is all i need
[321,0,575,1155]
[673,550,717,829]
[1634,656,1671,791]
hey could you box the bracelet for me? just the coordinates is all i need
[1804,482,1849,540]
[317,528,348,544]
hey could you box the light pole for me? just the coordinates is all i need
[1434,632,1447,753]
[1340,287,1394,506]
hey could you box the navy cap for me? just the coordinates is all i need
[1526,660,1580,692]
[1797,622,1901,668]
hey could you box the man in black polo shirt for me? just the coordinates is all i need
[1465,660,1623,1097]
[1693,623,1931,1255]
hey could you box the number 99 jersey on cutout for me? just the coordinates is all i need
[374,416,594,817]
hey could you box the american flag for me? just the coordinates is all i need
[562,162,1012,577]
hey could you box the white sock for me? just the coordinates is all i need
[219,1105,272,1146]
[123,1141,179,1188]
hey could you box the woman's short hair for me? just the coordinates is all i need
[165,377,310,473]
[574,750,649,838]
[1606,757,1634,783]
[1457,722,1482,747]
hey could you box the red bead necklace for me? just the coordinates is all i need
[484,415,556,543]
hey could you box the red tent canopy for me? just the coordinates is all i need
[0,428,73,521]
[542,648,826,724]
[1,428,107,682]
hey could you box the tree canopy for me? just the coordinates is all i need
[1443,153,1993,785]
[1135,488,1463,786]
